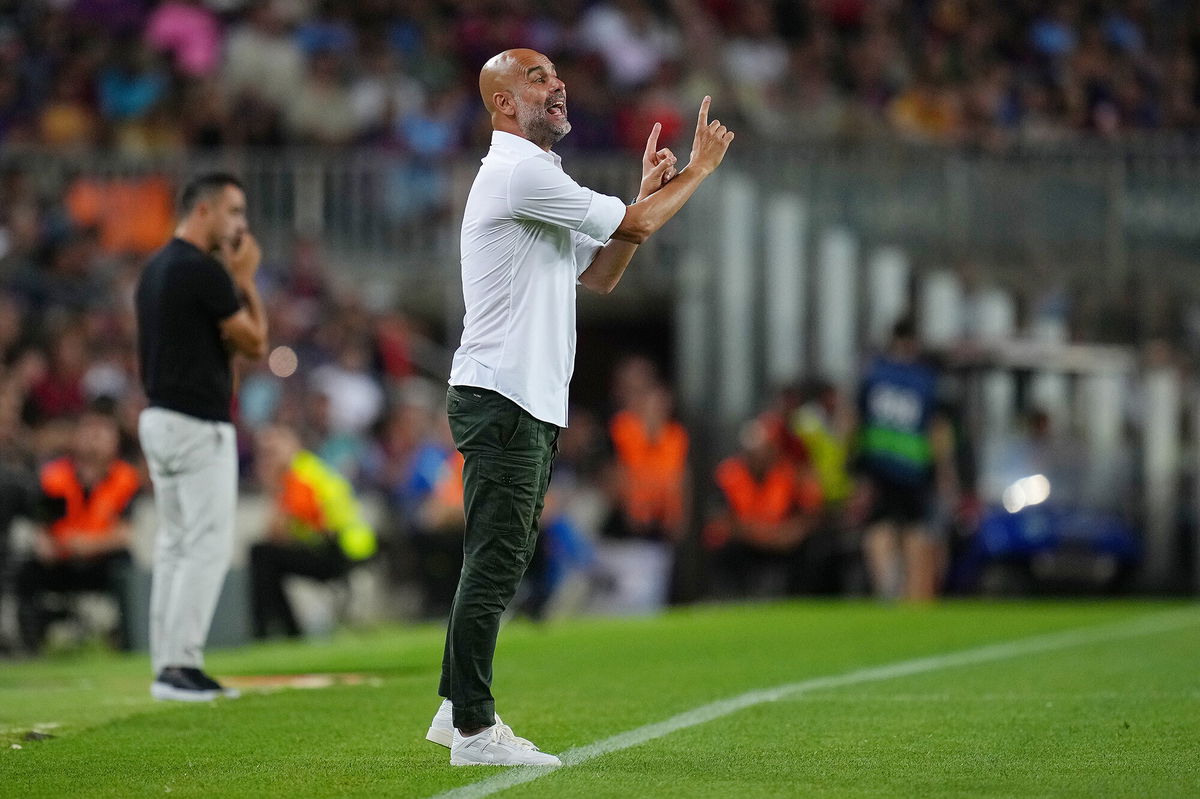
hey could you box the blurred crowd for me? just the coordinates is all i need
[3,0,1200,156]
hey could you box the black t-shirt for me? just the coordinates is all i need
[136,238,241,422]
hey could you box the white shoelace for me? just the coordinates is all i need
[490,723,538,750]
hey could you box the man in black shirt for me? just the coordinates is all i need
[136,173,267,701]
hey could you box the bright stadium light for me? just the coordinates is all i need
[1024,473,1051,505]
[1003,474,1051,514]
[1002,482,1027,513]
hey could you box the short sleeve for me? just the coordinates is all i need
[572,230,605,278]
[189,255,241,321]
[508,155,627,242]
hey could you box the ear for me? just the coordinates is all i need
[493,90,516,117]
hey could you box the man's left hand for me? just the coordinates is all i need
[636,122,677,203]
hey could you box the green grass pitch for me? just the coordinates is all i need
[1,601,1197,798]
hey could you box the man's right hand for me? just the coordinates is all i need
[606,95,736,251]
[221,231,261,285]
[688,96,735,176]
[218,229,270,359]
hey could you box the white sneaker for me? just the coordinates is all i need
[450,724,562,767]
[425,699,514,748]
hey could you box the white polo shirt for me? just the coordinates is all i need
[449,131,628,427]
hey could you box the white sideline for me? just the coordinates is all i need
[427,610,1198,799]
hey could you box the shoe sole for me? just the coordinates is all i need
[450,757,561,767]
[426,726,453,748]
[150,682,221,702]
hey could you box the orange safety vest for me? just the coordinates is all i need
[40,458,140,558]
[279,470,325,532]
[714,456,822,527]
[609,410,688,528]
[431,451,465,511]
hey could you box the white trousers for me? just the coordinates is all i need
[138,407,237,673]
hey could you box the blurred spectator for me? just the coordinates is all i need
[852,317,958,602]
[298,389,366,483]
[722,0,788,127]
[789,379,854,511]
[888,71,963,144]
[616,70,686,152]
[608,353,659,416]
[144,0,223,78]
[28,321,90,423]
[578,0,681,90]
[249,424,377,639]
[359,379,435,503]
[349,41,425,143]
[38,63,100,150]
[704,415,823,598]
[286,49,358,146]
[15,406,138,653]
[97,38,169,127]
[180,78,231,147]
[309,338,384,439]
[222,1,305,112]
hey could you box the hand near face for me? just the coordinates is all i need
[219,231,261,286]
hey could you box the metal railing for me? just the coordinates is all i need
[7,137,1200,296]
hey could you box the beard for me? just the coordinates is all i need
[515,95,570,149]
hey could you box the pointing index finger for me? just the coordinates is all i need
[644,122,661,161]
[698,95,711,128]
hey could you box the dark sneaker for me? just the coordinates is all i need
[182,667,241,699]
[150,666,220,702]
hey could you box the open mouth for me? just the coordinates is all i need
[546,100,566,118]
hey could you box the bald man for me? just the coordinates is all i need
[425,48,734,767]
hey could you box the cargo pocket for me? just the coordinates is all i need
[476,455,541,533]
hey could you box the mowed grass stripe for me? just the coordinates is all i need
[431,609,1199,799]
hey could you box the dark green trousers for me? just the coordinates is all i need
[439,385,558,730]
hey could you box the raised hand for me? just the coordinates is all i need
[637,121,678,202]
[688,96,735,176]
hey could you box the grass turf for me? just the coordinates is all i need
[0,601,1197,798]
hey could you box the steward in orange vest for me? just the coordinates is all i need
[603,385,690,542]
[704,415,823,597]
[16,409,139,652]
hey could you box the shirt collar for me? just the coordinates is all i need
[490,130,561,167]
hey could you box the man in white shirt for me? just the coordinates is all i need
[425,48,734,767]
